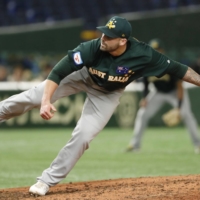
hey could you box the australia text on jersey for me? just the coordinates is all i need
[89,67,134,83]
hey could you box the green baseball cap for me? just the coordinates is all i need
[96,16,132,39]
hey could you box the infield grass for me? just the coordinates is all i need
[0,127,199,189]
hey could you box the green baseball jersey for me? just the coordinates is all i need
[48,37,188,91]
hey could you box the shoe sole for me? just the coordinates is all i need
[30,193,40,197]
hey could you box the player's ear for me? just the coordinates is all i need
[119,38,127,46]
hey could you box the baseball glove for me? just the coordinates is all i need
[162,108,181,127]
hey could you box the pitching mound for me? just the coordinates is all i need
[0,175,200,200]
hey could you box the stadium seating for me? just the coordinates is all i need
[0,0,200,28]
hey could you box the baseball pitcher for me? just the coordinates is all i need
[0,16,200,196]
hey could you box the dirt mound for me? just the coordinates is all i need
[0,175,200,200]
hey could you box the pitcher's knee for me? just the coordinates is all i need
[80,136,91,150]
[0,101,11,114]
[0,102,12,121]
[74,133,94,151]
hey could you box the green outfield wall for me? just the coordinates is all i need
[0,87,200,128]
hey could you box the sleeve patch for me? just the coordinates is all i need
[73,52,83,65]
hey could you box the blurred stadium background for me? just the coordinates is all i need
[0,0,200,128]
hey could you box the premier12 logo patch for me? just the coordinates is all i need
[73,52,83,65]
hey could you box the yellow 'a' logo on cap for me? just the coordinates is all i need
[106,21,116,29]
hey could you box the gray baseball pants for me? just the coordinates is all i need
[0,67,124,186]
[130,89,200,149]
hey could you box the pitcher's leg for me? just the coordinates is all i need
[0,81,46,122]
[0,70,87,123]
[37,90,122,186]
